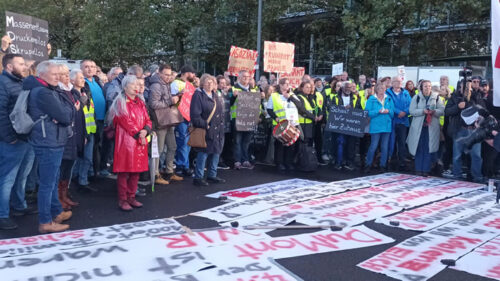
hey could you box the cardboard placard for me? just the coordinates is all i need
[325,106,369,137]
[5,11,49,61]
[263,41,294,73]
[178,82,195,121]
[281,67,305,89]
[235,91,261,131]
[227,45,258,77]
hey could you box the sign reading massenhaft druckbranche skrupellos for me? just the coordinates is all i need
[452,236,500,280]
[358,204,500,281]
[5,11,49,61]
[0,218,184,258]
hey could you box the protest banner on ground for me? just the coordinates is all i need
[235,91,262,131]
[377,190,497,231]
[0,218,184,258]
[358,205,500,281]
[452,236,500,280]
[172,258,304,281]
[205,178,323,199]
[281,67,305,89]
[325,106,369,137]
[178,82,196,121]
[263,41,295,73]
[5,11,49,60]
[227,45,258,77]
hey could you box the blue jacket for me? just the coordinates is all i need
[386,87,411,127]
[25,76,75,148]
[0,70,25,143]
[365,95,394,134]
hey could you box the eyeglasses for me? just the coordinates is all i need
[472,80,480,83]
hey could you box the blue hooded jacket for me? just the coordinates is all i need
[386,87,411,127]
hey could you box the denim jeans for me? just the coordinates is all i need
[415,127,431,173]
[34,146,64,224]
[0,141,35,218]
[194,152,219,179]
[389,124,408,165]
[336,134,356,165]
[453,128,482,181]
[25,157,38,192]
[366,132,390,167]
[233,131,253,163]
[78,134,94,185]
[175,120,191,170]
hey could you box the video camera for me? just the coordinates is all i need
[458,106,499,149]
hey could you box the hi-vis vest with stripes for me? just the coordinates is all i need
[270,92,287,125]
[230,85,258,119]
[333,94,359,108]
[298,95,314,124]
[174,79,186,93]
[83,99,97,134]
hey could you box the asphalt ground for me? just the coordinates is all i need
[0,164,495,281]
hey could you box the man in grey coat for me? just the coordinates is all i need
[149,64,183,184]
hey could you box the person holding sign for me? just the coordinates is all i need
[296,81,320,145]
[332,82,363,171]
[364,83,395,173]
[267,78,307,171]
[190,75,225,186]
[230,70,260,170]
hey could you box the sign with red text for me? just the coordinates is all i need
[178,81,196,121]
[377,190,497,231]
[281,67,305,89]
[0,218,184,258]
[358,205,500,281]
[227,46,258,77]
[263,41,295,73]
[453,236,500,280]
[493,0,500,106]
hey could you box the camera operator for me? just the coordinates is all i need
[445,78,486,183]
[481,79,499,177]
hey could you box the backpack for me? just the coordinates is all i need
[297,143,318,172]
[9,90,48,136]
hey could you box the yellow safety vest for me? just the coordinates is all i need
[359,90,367,110]
[271,92,286,126]
[83,99,97,134]
[174,79,186,93]
[315,92,324,112]
[230,85,257,119]
[298,95,314,124]
[439,96,448,126]
[334,94,359,108]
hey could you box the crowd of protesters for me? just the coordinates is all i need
[0,44,496,233]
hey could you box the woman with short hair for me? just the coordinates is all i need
[108,75,152,211]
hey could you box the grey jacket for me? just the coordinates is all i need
[407,92,444,155]
[148,74,174,110]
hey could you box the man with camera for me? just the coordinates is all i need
[445,78,486,183]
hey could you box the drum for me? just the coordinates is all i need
[272,120,300,146]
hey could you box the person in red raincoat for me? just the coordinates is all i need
[108,75,152,211]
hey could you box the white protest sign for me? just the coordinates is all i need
[397,65,406,83]
[205,178,323,199]
[201,225,394,264]
[0,218,184,257]
[452,236,500,280]
[358,205,500,281]
[331,63,343,76]
[173,258,304,281]
[151,134,159,158]
[377,191,497,231]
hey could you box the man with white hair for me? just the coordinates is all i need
[440,75,455,93]
[25,61,75,233]
[386,76,411,171]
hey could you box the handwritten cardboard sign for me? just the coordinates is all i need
[227,45,258,77]
[326,105,369,137]
[5,11,49,61]
[235,91,262,131]
[331,63,343,76]
[263,41,294,73]
[178,82,195,121]
[281,67,305,89]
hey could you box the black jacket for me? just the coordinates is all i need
[190,89,225,154]
[445,89,486,138]
[61,88,86,160]
[0,70,24,143]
